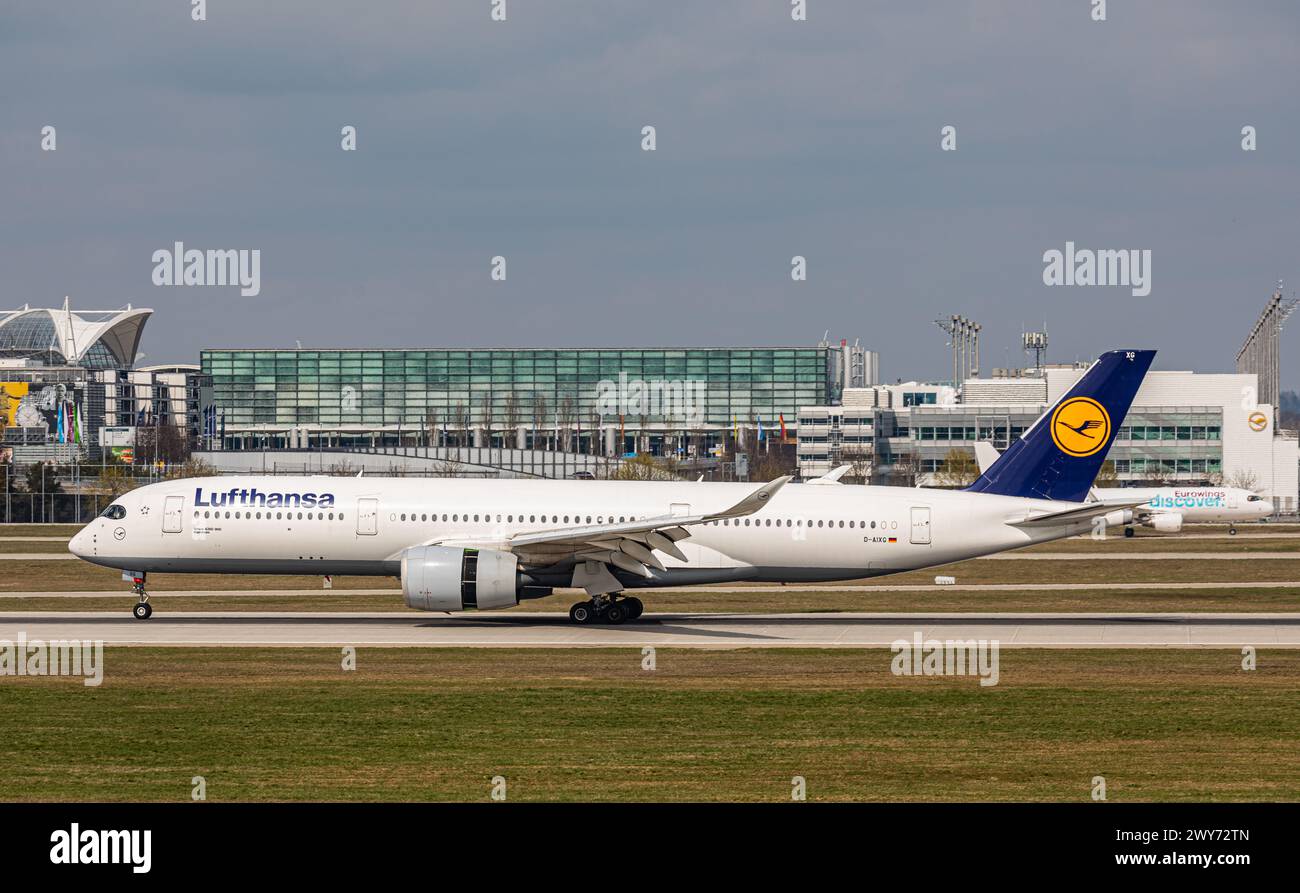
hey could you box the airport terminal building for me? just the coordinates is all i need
[10,301,1292,510]
[0,303,211,463]
[797,364,1300,511]
[199,346,859,456]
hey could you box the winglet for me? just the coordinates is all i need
[807,465,851,485]
[972,442,999,475]
[707,476,791,520]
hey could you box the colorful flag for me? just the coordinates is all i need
[756,415,766,442]
[778,413,789,442]
[56,403,65,443]
[73,404,82,444]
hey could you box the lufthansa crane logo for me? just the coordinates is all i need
[1050,396,1112,458]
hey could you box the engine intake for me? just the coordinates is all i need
[401,546,520,612]
[1145,513,1183,533]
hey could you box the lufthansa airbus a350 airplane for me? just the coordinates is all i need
[70,350,1155,623]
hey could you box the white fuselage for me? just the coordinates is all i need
[1092,486,1271,524]
[71,476,1108,589]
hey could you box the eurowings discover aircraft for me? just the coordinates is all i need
[971,445,1273,535]
[70,349,1154,623]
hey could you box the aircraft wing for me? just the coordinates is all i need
[433,476,791,581]
[1009,498,1148,528]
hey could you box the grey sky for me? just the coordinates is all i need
[3,1,1298,384]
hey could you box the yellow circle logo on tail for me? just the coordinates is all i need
[1050,396,1112,458]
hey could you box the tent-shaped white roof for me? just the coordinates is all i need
[0,298,152,367]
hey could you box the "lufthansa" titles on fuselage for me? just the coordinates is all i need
[193,487,336,509]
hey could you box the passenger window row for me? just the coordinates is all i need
[709,518,897,530]
[384,512,898,531]
[194,510,344,522]
[393,513,646,524]
[186,506,896,532]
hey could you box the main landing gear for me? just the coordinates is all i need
[568,595,644,625]
[130,575,152,620]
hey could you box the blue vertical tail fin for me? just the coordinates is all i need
[965,349,1155,502]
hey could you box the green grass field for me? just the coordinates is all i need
[0,525,82,538]
[1,648,1295,802]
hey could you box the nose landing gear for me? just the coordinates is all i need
[130,576,152,620]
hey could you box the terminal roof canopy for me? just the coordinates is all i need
[0,301,151,368]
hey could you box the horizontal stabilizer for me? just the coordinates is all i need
[1010,499,1147,527]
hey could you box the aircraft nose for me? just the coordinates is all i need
[68,528,89,558]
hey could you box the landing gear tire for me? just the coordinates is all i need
[130,575,151,620]
[1124,526,1135,538]
[624,597,644,620]
[569,601,596,624]
[1229,526,1238,536]
[604,602,627,624]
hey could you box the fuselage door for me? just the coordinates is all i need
[909,506,931,545]
[357,497,379,535]
[162,495,184,533]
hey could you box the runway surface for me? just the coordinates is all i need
[3,579,1299,600]
[1,611,1297,648]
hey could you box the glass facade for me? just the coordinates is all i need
[1109,409,1224,476]
[201,348,833,450]
[799,402,1228,485]
[0,314,60,360]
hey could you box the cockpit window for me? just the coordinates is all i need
[1247,495,1263,502]
[101,504,127,519]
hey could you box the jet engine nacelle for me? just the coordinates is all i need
[1145,512,1183,533]
[401,546,520,612]
[1100,509,1133,530]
